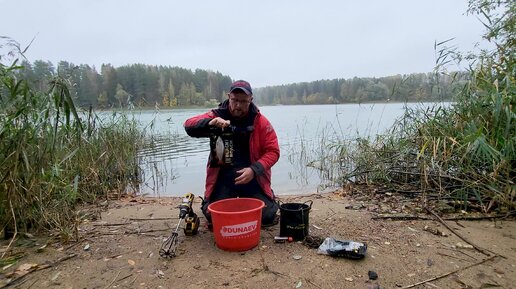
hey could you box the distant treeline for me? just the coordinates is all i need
[256,72,468,105]
[17,60,233,108]
[16,60,467,108]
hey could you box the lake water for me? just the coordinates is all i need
[132,102,443,197]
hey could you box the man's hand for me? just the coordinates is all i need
[235,167,255,185]
[209,117,230,128]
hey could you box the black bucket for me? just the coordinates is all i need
[279,200,313,241]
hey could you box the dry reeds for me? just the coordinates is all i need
[333,0,515,213]
[1,47,144,241]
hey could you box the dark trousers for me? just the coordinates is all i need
[201,176,278,226]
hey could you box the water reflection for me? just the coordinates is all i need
[131,103,446,197]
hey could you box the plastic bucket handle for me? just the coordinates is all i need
[278,200,313,210]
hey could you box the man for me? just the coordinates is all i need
[184,80,280,226]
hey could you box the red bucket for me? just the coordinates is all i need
[208,198,265,251]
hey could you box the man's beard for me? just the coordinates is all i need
[230,109,247,119]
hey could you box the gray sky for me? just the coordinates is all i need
[1,0,485,87]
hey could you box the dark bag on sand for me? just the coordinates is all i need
[317,237,367,259]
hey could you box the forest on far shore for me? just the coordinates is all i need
[17,59,467,109]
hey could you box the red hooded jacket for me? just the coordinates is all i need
[183,101,280,200]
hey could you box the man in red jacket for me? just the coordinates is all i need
[184,80,280,227]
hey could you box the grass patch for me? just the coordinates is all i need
[329,0,515,213]
[0,44,144,242]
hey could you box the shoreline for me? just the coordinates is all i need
[1,190,515,288]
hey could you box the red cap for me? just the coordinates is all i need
[229,80,253,96]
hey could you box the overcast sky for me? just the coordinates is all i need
[1,0,485,87]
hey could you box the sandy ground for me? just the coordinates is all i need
[1,189,515,289]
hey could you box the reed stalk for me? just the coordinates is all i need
[0,43,144,241]
[331,0,515,212]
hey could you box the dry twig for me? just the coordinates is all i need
[128,217,177,221]
[103,270,121,289]
[425,207,496,257]
[305,278,322,289]
[116,273,133,283]
[373,212,515,221]
[444,212,516,221]
[372,214,432,220]
[402,255,497,288]
[93,222,131,227]
[436,251,471,262]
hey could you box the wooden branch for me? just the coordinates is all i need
[376,185,437,195]
[93,222,131,227]
[93,228,170,236]
[126,228,170,234]
[128,217,177,221]
[389,169,464,183]
[402,255,497,288]
[436,252,471,263]
[115,273,133,283]
[342,169,375,180]
[305,278,322,289]
[373,212,516,221]
[443,212,516,221]
[372,214,432,220]
[453,248,478,260]
[425,207,496,257]
[388,189,425,195]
